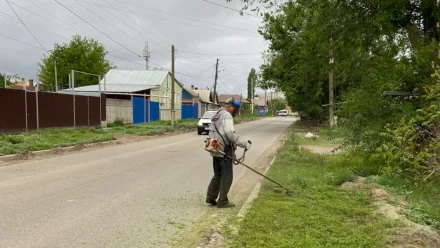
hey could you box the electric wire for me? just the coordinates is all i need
[4,0,47,51]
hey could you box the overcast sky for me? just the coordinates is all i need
[0,0,270,96]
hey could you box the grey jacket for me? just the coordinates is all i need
[208,109,248,157]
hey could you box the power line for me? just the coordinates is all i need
[4,0,47,51]
[77,0,260,37]
[0,34,45,51]
[107,0,173,48]
[106,54,145,67]
[202,0,263,19]
[177,64,216,80]
[9,1,78,34]
[26,0,80,33]
[73,0,144,46]
[87,0,170,60]
[0,11,157,69]
[178,50,262,56]
[54,0,142,59]
[115,0,259,34]
[0,12,70,41]
[105,0,173,52]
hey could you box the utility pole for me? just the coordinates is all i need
[271,91,274,115]
[171,45,175,126]
[239,93,242,115]
[54,59,58,92]
[143,41,151,70]
[265,90,267,113]
[3,73,6,88]
[251,76,254,114]
[329,37,335,127]
[213,58,219,104]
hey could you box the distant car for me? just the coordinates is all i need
[197,110,217,135]
[278,110,288,117]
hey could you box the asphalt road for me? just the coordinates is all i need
[0,117,295,248]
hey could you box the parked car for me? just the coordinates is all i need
[278,110,288,117]
[197,110,217,135]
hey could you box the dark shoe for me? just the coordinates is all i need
[206,199,217,206]
[217,203,235,208]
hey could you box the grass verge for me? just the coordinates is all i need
[225,129,400,248]
[0,115,260,156]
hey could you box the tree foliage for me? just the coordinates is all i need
[38,35,114,91]
[0,73,21,88]
[247,68,257,99]
[236,0,440,181]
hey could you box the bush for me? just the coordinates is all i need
[378,84,440,183]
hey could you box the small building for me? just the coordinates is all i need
[218,94,251,113]
[61,69,183,124]
[192,88,221,115]
[181,87,199,119]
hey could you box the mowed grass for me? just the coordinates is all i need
[0,127,114,156]
[0,115,259,156]
[226,131,400,248]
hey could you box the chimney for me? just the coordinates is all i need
[191,85,194,90]
[29,79,34,86]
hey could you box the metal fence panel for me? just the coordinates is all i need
[150,101,160,121]
[0,89,104,133]
[181,105,194,119]
[0,89,26,132]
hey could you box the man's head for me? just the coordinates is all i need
[224,98,241,117]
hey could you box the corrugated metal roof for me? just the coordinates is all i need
[71,69,168,93]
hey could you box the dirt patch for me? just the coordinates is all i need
[72,144,85,151]
[300,145,340,155]
[49,147,65,155]
[341,176,366,190]
[15,151,35,160]
[195,229,225,248]
[341,177,440,248]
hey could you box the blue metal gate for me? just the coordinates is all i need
[132,96,160,124]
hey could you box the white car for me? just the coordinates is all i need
[278,110,288,117]
[197,110,217,135]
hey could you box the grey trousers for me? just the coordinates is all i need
[206,147,233,205]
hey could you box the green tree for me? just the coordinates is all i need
[247,68,257,99]
[0,73,22,88]
[269,98,287,115]
[38,35,115,91]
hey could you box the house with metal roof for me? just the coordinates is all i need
[62,69,183,123]
[191,87,221,115]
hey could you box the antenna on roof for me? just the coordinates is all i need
[143,41,151,70]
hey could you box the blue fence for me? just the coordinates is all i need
[132,96,160,124]
[181,104,199,119]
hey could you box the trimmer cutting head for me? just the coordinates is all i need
[273,187,294,196]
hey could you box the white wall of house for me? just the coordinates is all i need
[106,99,133,124]
[151,73,182,121]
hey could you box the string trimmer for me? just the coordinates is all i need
[204,138,293,196]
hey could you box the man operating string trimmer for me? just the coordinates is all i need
[205,98,251,208]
